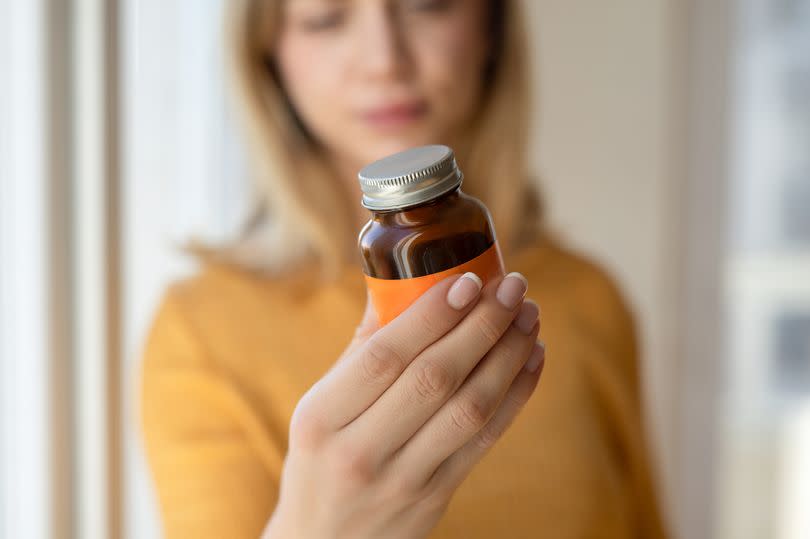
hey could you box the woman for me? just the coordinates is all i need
[140,0,669,538]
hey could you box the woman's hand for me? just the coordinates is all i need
[262,271,545,539]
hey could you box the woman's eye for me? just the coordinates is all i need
[298,9,346,31]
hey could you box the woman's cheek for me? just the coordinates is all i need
[282,50,345,132]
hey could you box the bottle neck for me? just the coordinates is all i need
[369,185,461,227]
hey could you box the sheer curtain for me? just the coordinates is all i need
[0,2,53,537]
[718,1,810,538]
[121,1,248,538]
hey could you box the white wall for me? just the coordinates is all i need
[526,0,681,530]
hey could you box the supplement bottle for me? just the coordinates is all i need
[357,145,506,325]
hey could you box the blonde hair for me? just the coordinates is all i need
[207,0,543,282]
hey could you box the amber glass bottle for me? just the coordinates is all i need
[357,145,505,325]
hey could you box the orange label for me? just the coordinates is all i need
[364,242,505,326]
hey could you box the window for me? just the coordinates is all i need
[718,0,810,537]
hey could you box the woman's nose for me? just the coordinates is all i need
[352,5,413,82]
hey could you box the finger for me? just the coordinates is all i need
[427,341,545,494]
[305,271,486,431]
[341,274,530,463]
[391,312,540,479]
[339,293,379,362]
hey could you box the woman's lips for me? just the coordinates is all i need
[360,101,428,129]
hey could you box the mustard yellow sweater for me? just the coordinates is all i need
[139,235,669,539]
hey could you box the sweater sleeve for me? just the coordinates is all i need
[138,286,281,539]
[580,271,671,539]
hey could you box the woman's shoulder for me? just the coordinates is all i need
[162,254,316,308]
[511,231,637,345]
[145,258,309,346]
[511,230,627,293]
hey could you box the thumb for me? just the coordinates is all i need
[329,293,380,375]
[339,292,380,362]
[353,292,380,343]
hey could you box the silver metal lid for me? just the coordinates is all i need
[358,144,463,211]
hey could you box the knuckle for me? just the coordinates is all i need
[386,471,422,500]
[506,382,534,407]
[450,394,491,432]
[360,335,405,383]
[495,338,517,364]
[289,398,327,451]
[330,440,376,486]
[411,309,439,340]
[413,360,453,402]
[472,313,503,347]
[473,422,503,451]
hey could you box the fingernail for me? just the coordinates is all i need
[524,341,545,373]
[513,299,539,334]
[496,272,528,310]
[446,272,483,310]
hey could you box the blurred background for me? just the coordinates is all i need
[1,0,808,538]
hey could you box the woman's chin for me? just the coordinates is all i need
[355,134,444,164]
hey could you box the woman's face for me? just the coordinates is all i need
[274,0,491,171]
